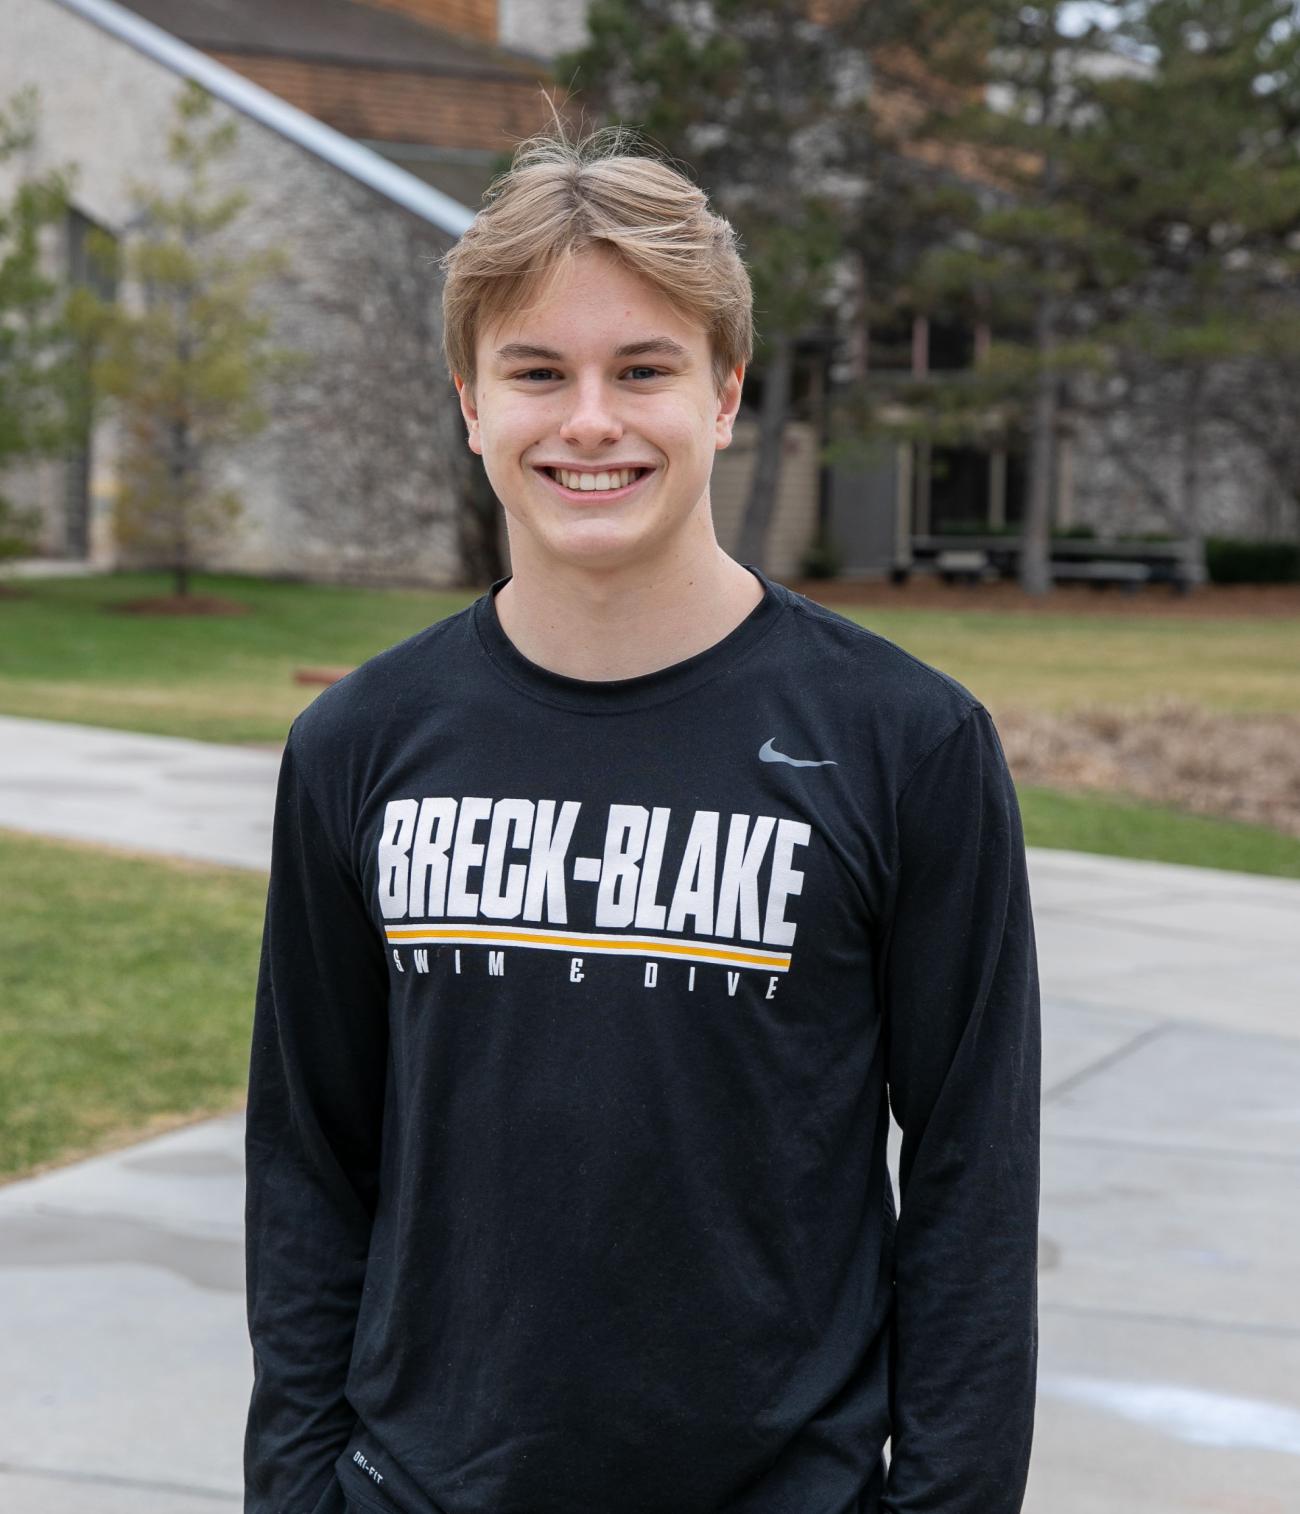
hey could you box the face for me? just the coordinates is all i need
[455,245,744,576]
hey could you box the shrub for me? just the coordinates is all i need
[799,535,843,579]
[0,496,40,561]
[932,520,1099,540]
[1205,537,1300,584]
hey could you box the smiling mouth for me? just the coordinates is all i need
[536,466,654,500]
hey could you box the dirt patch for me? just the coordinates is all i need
[789,578,1300,619]
[995,697,1300,839]
[294,666,354,687]
[109,594,251,616]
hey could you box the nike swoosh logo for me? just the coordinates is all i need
[759,738,837,768]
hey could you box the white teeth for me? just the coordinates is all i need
[549,467,644,492]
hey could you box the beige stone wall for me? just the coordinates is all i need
[710,419,820,578]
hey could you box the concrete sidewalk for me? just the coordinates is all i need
[2,714,1298,1512]
[0,715,278,870]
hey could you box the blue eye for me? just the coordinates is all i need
[514,367,666,382]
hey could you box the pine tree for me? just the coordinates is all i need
[1076,0,1300,554]
[554,0,913,571]
[871,0,1300,583]
[862,1,1141,594]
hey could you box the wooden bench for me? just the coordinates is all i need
[935,549,992,585]
[897,536,1201,591]
[1049,560,1151,591]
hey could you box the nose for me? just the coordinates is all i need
[558,371,624,451]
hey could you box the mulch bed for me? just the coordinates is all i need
[787,578,1300,619]
[996,698,1300,840]
[786,577,1299,836]
[295,666,354,687]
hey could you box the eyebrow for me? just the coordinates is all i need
[493,337,690,365]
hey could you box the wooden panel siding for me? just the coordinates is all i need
[208,51,546,149]
[354,0,499,46]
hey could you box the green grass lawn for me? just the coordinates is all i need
[2,572,1298,745]
[843,604,1300,716]
[2,570,1298,880]
[0,571,472,743]
[0,828,266,1182]
[1017,785,1300,879]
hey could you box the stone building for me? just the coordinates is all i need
[0,0,832,584]
[2,0,496,583]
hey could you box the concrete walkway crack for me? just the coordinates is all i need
[1043,1022,1174,1102]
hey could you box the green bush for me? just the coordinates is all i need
[0,496,40,562]
[1205,536,1300,584]
[931,520,1099,540]
[799,535,844,579]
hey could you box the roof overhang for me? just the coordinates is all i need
[49,0,477,237]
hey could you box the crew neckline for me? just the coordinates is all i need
[472,564,789,713]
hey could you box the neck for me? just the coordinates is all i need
[493,538,766,682]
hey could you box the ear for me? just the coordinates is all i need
[715,362,745,451]
[454,373,483,456]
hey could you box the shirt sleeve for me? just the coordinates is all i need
[243,721,390,1514]
[879,702,1041,1512]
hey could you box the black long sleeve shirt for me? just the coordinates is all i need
[244,565,1041,1514]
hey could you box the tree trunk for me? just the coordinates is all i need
[458,457,505,587]
[1261,483,1281,540]
[169,416,191,598]
[1179,368,1206,579]
[1021,29,1059,599]
[1020,297,1057,596]
[735,329,794,570]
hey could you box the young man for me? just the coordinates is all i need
[244,128,1041,1514]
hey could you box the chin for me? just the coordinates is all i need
[535,518,668,573]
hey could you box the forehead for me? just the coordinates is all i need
[480,247,709,361]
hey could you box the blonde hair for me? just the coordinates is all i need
[439,114,754,401]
